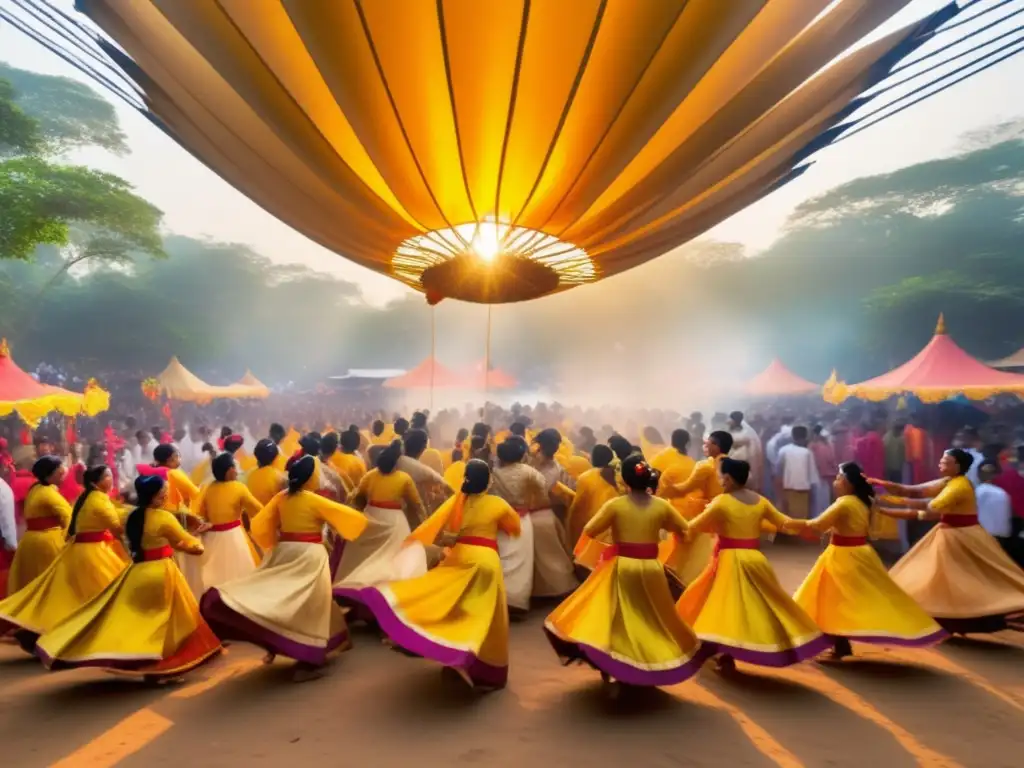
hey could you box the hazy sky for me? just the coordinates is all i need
[3,0,1023,306]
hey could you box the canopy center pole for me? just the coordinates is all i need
[430,307,436,413]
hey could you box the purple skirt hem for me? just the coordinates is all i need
[706,633,834,668]
[200,588,347,666]
[357,586,508,688]
[840,629,948,647]
[544,627,711,686]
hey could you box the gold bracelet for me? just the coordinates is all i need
[917,510,927,521]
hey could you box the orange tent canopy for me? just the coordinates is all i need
[463,360,517,390]
[384,357,463,389]
[0,339,110,426]
[744,359,819,397]
[829,315,1024,404]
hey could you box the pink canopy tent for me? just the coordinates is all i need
[463,360,517,390]
[383,357,463,389]
[744,359,819,397]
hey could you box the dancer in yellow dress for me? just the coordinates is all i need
[0,466,128,651]
[569,445,623,571]
[793,462,946,658]
[677,458,830,670]
[333,441,427,603]
[659,430,732,587]
[356,459,521,689]
[36,475,222,679]
[545,455,709,687]
[200,455,368,682]
[873,448,1024,634]
[247,439,286,505]
[330,427,368,488]
[7,456,73,594]
[192,453,263,594]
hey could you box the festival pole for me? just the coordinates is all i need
[484,306,492,404]
[430,307,436,413]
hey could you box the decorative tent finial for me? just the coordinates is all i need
[935,313,947,335]
[0,338,9,358]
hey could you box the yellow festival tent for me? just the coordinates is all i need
[232,370,271,399]
[0,339,110,427]
[70,1,960,305]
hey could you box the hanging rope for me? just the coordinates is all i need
[892,9,1024,75]
[430,307,436,414]
[484,306,493,404]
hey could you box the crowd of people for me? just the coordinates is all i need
[2,397,1024,694]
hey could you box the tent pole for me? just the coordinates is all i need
[484,306,492,404]
[430,307,436,413]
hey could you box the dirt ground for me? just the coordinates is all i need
[2,546,1024,768]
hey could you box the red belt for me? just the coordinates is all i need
[717,537,759,550]
[600,542,659,562]
[940,514,978,528]
[456,536,498,551]
[369,500,402,509]
[513,507,530,517]
[210,520,242,532]
[315,489,338,500]
[143,545,174,561]
[75,530,114,543]
[26,516,62,531]
[831,534,867,547]
[279,532,323,543]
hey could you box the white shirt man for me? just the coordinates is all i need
[976,479,1013,538]
[0,475,17,550]
[775,429,820,520]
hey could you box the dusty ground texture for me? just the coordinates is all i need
[2,546,1023,768]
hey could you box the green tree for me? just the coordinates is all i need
[0,62,162,265]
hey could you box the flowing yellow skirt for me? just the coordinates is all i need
[0,536,129,642]
[356,539,510,688]
[794,543,946,646]
[7,528,66,595]
[545,552,709,686]
[201,542,350,665]
[573,530,612,571]
[36,557,222,678]
[659,496,715,585]
[889,523,1024,632]
[677,548,830,666]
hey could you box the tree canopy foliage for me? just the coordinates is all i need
[0,62,162,263]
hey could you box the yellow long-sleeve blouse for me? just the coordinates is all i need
[928,475,977,516]
[138,508,203,554]
[246,466,286,506]
[195,480,263,526]
[348,468,423,511]
[806,494,871,536]
[329,451,367,487]
[167,467,200,510]
[250,490,368,551]
[672,456,723,501]
[73,491,123,533]
[688,492,795,538]
[24,484,73,529]
[584,494,688,544]
[566,467,622,535]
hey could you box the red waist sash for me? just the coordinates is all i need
[75,530,114,544]
[368,500,402,510]
[279,532,323,543]
[940,514,978,528]
[514,507,530,517]
[600,542,659,562]
[830,534,868,547]
[143,545,174,561]
[26,516,62,531]
[717,537,759,550]
[210,520,242,532]
[456,535,498,551]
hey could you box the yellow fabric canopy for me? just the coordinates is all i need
[231,370,271,399]
[155,357,219,402]
[0,339,110,427]
[78,0,952,304]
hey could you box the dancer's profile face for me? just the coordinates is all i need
[834,474,852,497]
[938,453,957,477]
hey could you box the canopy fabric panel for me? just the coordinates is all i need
[0,339,110,427]
[155,357,218,402]
[232,370,271,399]
[826,316,1024,404]
[744,359,819,397]
[989,349,1024,370]
[383,357,463,389]
[464,361,517,390]
[76,0,954,303]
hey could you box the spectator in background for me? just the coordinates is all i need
[976,460,1014,559]
[775,425,819,521]
[993,448,1024,565]
[961,426,984,486]
[810,424,838,504]
[883,421,906,484]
